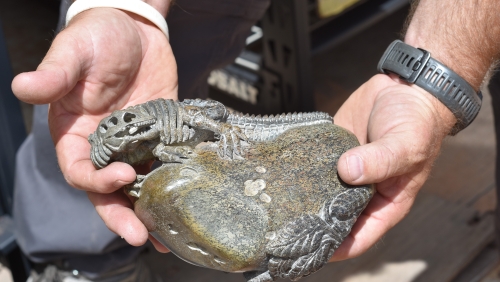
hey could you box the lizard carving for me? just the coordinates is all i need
[88,98,332,168]
[88,99,372,282]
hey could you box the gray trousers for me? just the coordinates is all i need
[13,0,269,276]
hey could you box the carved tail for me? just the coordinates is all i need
[226,112,333,142]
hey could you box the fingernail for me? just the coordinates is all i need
[114,180,129,188]
[347,155,363,181]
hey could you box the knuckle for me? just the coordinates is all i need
[63,174,78,189]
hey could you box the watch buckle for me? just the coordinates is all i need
[407,49,431,83]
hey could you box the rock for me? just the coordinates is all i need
[132,123,374,280]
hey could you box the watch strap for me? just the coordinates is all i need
[378,40,482,135]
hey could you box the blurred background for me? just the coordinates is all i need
[1,0,499,281]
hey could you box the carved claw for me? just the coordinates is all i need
[216,124,247,160]
[124,175,146,198]
[153,143,194,163]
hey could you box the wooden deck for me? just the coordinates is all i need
[2,1,499,281]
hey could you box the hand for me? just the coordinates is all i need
[12,8,174,252]
[330,74,456,261]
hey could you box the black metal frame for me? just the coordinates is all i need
[259,0,314,114]
[209,0,409,115]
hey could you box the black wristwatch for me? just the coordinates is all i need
[378,40,482,135]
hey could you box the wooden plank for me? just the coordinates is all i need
[452,242,499,282]
[303,192,494,282]
[477,256,500,282]
[420,87,496,207]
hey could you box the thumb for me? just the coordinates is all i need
[337,133,430,185]
[12,30,88,104]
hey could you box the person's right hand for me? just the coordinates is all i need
[12,7,176,251]
[330,74,457,261]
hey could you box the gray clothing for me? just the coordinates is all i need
[13,0,269,276]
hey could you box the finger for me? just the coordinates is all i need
[148,235,170,253]
[66,160,137,193]
[55,131,136,193]
[337,132,430,187]
[57,138,136,193]
[329,215,383,262]
[329,190,416,261]
[11,27,89,104]
[88,190,149,246]
[328,214,369,262]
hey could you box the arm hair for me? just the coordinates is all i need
[404,0,500,90]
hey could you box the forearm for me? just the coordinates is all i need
[405,0,500,91]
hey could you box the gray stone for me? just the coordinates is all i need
[89,99,374,281]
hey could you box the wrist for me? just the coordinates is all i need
[378,40,482,135]
[411,83,458,136]
[387,73,457,136]
[403,32,484,92]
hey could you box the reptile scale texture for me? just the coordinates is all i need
[88,99,374,281]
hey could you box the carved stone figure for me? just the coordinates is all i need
[89,99,374,281]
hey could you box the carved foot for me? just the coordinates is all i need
[244,270,274,282]
[124,175,146,198]
[153,143,194,163]
[216,124,247,160]
[322,188,373,226]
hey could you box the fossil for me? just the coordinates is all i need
[89,99,374,281]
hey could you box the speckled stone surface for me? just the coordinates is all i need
[132,123,374,278]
